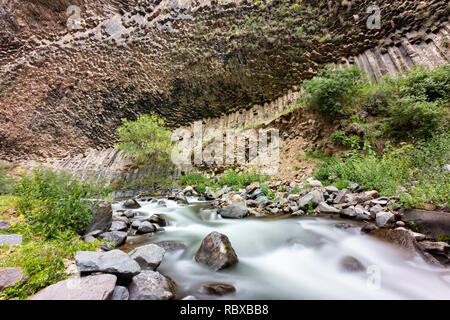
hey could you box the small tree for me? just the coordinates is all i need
[115,112,174,167]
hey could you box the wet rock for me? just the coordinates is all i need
[29,274,117,300]
[131,220,142,229]
[155,241,187,252]
[375,211,394,227]
[124,210,135,218]
[417,241,450,266]
[204,187,216,200]
[84,203,113,235]
[200,282,236,296]
[149,214,167,226]
[218,202,249,219]
[318,202,340,214]
[128,270,176,300]
[112,286,129,300]
[395,227,425,241]
[112,214,129,224]
[0,234,22,246]
[137,221,156,234]
[100,242,114,252]
[361,223,377,234]
[110,221,127,232]
[99,231,127,247]
[369,228,419,257]
[298,189,324,209]
[340,256,365,272]
[195,232,238,271]
[0,268,26,291]
[182,186,195,196]
[123,199,141,209]
[175,194,188,205]
[335,223,353,229]
[400,209,450,241]
[75,250,141,280]
[129,244,165,270]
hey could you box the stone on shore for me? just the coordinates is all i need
[84,203,113,235]
[318,202,340,214]
[375,211,394,227]
[129,244,165,270]
[0,234,22,246]
[0,268,26,291]
[218,202,249,219]
[123,199,141,209]
[128,270,176,300]
[29,274,117,300]
[98,231,127,247]
[111,285,129,300]
[298,189,324,209]
[75,250,141,280]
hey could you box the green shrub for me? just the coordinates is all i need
[261,184,275,200]
[14,168,109,239]
[0,169,15,196]
[179,173,210,186]
[385,97,447,139]
[330,130,347,145]
[115,112,174,167]
[301,65,366,117]
[195,184,207,194]
[218,170,269,189]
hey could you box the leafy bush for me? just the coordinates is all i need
[385,97,447,139]
[218,170,269,189]
[179,172,210,186]
[115,112,174,166]
[330,130,346,145]
[301,65,366,117]
[14,168,109,239]
[261,184,275,200]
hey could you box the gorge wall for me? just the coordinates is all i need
[1,0,449,162]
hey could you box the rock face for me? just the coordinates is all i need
[218,202,249,219]
[29,274,117,300]
[200,282,236,296]
[75,250,141,280]
[195,232,238,271]
[0,268,26,291]
[128,271,176,300]
[129,244,165,270]
[84,203,113,235]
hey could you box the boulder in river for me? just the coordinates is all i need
[416,241,450,266]
[218,202,249,219]
[123,199,141,209]
[75,250,141,280]
[340,256,365,272]
[200,282,236,296]
[129,244,165,270]
[137,221,156,234]
[149,214,167,226]
[400,209,450,241]
[128,270,176,300]
[155,241,187,252]
[369,228,420,258]
[29,274,117,300]
[195,232,238,271]
[109,221,127,232]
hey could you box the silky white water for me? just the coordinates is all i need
[113,198,450,300]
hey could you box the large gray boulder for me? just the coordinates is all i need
[123,199,141,209]
[129,244,165,270]
[75,250,141,280]
[137,221,156,234]
[0,268,26,291]
[84,203,113,235]
[29,274,117,300]
[400,209,450,241]
[128,270,176,300]
[218,202,249,219]
[98,231,127,246]
[317,202,340,214]
[298,189,324,209]
[375,211,394,227]
[195,232,238,271]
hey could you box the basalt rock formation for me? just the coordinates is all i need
[0,0,449,161]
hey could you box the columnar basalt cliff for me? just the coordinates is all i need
[0,0,449,162]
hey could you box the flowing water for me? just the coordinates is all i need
[113,198,450,300]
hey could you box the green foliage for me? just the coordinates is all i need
[218,170,269,189]
[438,233,450,242]
[195,184,207,194]
[115,112,174,167]
[301,65,366,117]
[179,173,210,186]
[330,130,347,145]
[14,168,110,239]
[261,184,275,200]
